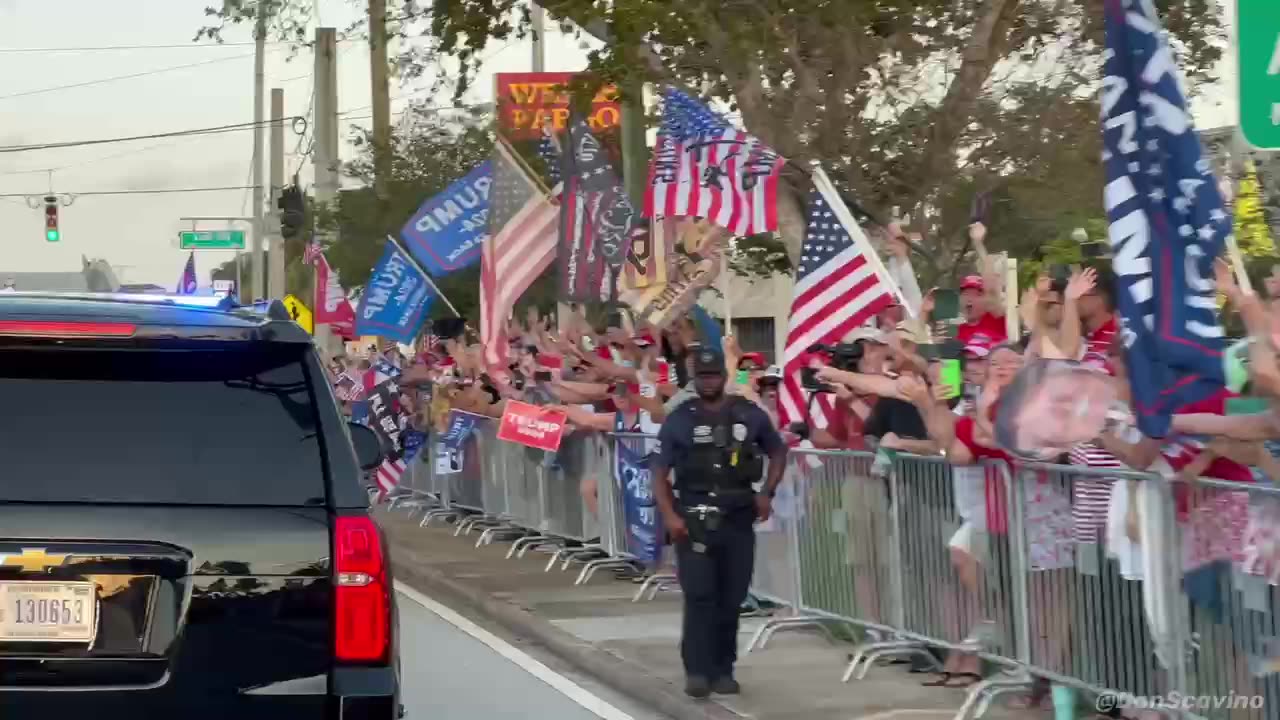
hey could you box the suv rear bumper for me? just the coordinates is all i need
[3,666,400,720]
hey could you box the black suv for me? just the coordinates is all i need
[0,292,399,719]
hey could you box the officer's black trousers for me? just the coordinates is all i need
[674,509,756,680]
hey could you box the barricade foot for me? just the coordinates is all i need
[853,644,938,681]
[951,673,1032,720]
[546,546,605,572]
[513,536,563,559]
[748,615,835,651]
[420,508,458,527]
[841,640,931,682]
[477,525,524,548]
[507,535,555,559]
[574,557,639,585]
[632,573,677,602]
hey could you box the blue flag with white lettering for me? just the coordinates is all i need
[441,410,481,452]
[1101,0,1229,437]
[616,440,662,566]
[354,242,435,344]
[400,161,492,276]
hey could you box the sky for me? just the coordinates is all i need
[0,0,1239,287]
[0,0,590,286]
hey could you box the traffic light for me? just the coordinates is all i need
[277,185,306,240]
[43,195,59,242]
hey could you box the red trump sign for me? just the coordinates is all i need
[496,400,569,452]
[495,72,621,140]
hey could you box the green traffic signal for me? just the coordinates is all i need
[45,229,59,242]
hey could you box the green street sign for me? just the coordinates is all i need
[179,230,245,250]
[1238,0,1280,149]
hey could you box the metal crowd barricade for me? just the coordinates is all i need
[744,457,827,648]
[391,420,1280,719]
[1177,477,1280,720]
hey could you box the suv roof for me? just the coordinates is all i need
[0,292,312,343]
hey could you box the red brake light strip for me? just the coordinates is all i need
[0,320,138,338]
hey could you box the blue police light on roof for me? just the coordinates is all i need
[110,293,238,310]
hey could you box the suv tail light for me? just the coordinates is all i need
[333,515,389,663]
[0,320,137,338]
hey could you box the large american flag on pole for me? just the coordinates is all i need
[480,139,560,374]
[778,187,896,430]
[1101,0,1229,437]
[645,88,784,236]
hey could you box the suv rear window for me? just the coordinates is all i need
[0,344,327,505]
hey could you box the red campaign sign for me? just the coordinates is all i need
[496,400,568,452]
[494,72,621,140]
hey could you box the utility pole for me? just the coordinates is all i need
[531,2,545,72]
[531,2,569,332]
[268,87,286,299]
[251,1,267,302]
[314,26,340,356]
[368,0,391,202]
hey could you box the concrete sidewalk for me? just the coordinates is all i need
[378,507,1047,720]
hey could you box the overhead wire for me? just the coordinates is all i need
[0,42,291,53]
[0,117,306,154]
[0,51,276,103]
[0,186,259,198]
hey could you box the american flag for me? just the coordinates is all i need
[177,252,197,295]
[480,140,560,373]
[336,371,366,402]
[645,88,784,236]
[538,125,561,188]
[374,455,408,495]
[778,189,895,429]
[1100,0,1229,438]
[302,240,323,266]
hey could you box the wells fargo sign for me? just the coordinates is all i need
[495,72,621,140]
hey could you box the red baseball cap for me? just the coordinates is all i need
[960,275,984,292]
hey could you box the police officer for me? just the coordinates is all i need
[652,346,787,698]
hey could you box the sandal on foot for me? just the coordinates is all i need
[940,672,983,688]
[920,673,954,687]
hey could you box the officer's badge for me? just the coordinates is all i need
[732,423,747,441]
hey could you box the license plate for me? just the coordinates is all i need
[0,581,97,643]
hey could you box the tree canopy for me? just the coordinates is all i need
[200,0,1225,286]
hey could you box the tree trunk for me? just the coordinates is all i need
[898,0,1022,214]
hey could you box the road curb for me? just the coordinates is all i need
[387,536,745,720]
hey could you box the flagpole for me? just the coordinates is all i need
[720,249,732,332]
[383,234,463,317]
[810,163,911,314]
[497,135,554,199]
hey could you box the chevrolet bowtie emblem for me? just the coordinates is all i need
[0,548,69,573]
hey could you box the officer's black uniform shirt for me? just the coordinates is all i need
[655,396,784,496]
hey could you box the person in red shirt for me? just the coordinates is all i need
[1076,266,1119,367]
[953,222,1007,347]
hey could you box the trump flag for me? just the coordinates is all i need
[1101,0,1230,437]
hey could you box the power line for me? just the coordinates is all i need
[0,42,289,53]
[0,186,259,198]
[0,51,272,103]
[0,117,304,154]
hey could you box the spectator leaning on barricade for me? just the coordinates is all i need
[907,342,1023,690]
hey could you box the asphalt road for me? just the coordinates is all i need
[395,583,666,720]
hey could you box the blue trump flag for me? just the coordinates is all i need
[616,440,662,566]
[354,241,435,344]
[440,410,481,451]
[1101,0,1229,437]
[400,160,492,276]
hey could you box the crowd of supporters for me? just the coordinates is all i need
[326,221,1280,717]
